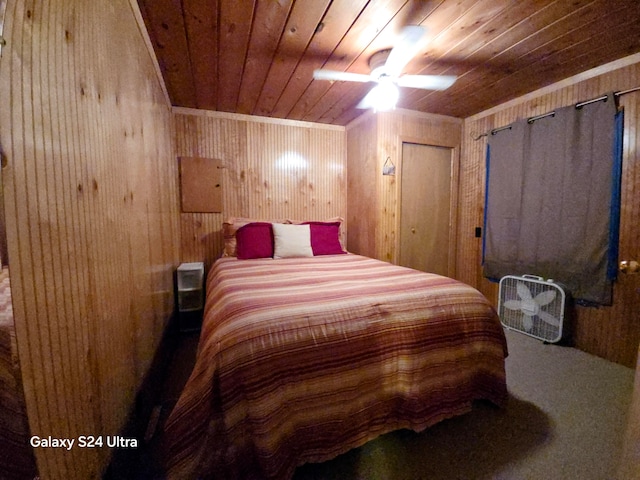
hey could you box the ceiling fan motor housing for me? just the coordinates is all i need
[368,49,392,79]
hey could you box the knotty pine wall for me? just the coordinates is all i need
[174,108,347,268]
[346,109,462,264]
[461,57,640,368]
[346,113,378,259]
[0,1,180,479]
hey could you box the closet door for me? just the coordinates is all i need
[399,142,453,276]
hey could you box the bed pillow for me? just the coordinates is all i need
[303,221,346,255]
[288,216,346,252]
[223,219,252,257]
[272,223,313,258]
[236,222,274,259]
[223,217,288,257]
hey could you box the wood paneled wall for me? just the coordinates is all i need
[0,1,180,478]
[346,113,378,259]
[174,109,347,267]
[462,58,640,367]
[346,109,462,264]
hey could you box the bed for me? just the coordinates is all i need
[162,221,508,479]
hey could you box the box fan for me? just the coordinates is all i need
[498,275,567,343]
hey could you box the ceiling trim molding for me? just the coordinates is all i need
[391,108,463,124]
[172,107,346,131]
[345,107,462,131]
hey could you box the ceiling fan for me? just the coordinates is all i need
[313,25,457,111]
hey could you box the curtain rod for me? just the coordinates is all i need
[472,86,640,141]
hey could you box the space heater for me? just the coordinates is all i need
[498,274,568,344]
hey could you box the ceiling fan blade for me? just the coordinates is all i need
[384,25,428,76]
[313,69,371,83]
[356,88,377,109]
[397,74,457,90]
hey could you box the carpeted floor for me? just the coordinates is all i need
[129,328,635,480]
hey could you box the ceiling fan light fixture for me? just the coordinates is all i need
[369,78,399,111]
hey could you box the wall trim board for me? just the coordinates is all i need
[173,106,346,132]
[398,134,461,150]
[346,108,462,132]
[128,0,171,107]
[392,108,463,124]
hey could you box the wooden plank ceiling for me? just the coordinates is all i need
[138,0,640,126]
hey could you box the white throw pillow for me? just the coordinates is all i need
[272,223,313,258]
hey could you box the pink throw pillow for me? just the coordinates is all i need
[304,222,346,255]
[236,223,274,259]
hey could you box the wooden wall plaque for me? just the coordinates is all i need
[179,157,222,213]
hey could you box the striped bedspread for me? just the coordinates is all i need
[163,254,507,479]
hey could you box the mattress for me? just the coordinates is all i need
[162,254,507,479]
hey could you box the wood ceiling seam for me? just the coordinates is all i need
[139,0,196,107]
[403,0,561,109]
[216,0,256,112]
[408,0,615,114]
[236,0,294,114]
[465,52,640,121]
[252,0,332,117]
[450,0,631,93]
[182,0,220,109]
[465,8,640,111]
[271,0,369,119]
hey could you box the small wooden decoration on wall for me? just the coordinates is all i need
[179,157,223,213]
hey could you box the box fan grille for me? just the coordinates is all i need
[498,275,567,343]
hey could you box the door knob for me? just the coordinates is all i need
[620,260,640,274]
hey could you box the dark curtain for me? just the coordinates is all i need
[483,93,622,305]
